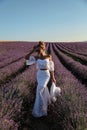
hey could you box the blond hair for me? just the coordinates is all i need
[38,41,46,50]
[39,41,45,45]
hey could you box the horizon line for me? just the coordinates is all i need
[0,40,87,43]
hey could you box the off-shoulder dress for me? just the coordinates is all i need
[26,56,54,117]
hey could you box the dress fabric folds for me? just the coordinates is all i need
[26,56,60,117]
[50,82,61,103]
[32,69,51,117]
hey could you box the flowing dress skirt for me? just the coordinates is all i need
[32,70,51,117]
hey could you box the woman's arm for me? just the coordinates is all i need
[50,71,56,84]
[49,55,56,84]
[25,45,40,60]
[25,48,35,60]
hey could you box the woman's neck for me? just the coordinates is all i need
[40,51,46,56]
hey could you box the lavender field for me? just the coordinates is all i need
[0,41,87,130]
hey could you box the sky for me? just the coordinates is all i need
[0,0,87,42]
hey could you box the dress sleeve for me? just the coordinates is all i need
[49,60,54,71]
[26,56,36,65]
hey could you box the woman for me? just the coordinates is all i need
[25,41,56,117]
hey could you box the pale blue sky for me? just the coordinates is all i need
[0,0,87,42]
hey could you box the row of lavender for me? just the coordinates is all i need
[60,42,87,56]
[0,65,37,129]
[0,42,36,68]
[53,44,87,85]
[49,43,87,130]
[0,42,38,85]
[55,43,87,65]
[0,42,37,129]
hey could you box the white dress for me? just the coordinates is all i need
[26,56,54,117]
